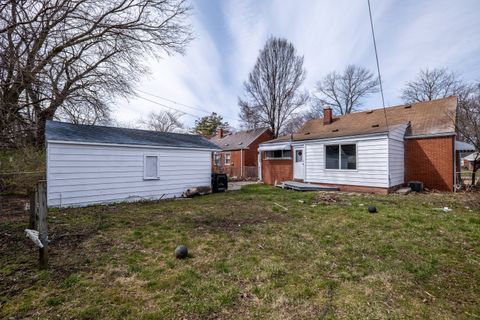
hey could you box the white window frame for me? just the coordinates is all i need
[214,152,222,166]
[324,143,358,171]
[143,153,160,180]
[224,152,231,165]
[265,149,292,160]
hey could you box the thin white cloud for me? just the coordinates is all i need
[114,0,480,127]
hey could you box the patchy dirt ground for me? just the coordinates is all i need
[1,185,479,319]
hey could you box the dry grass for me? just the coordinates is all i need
[1,185,479,319]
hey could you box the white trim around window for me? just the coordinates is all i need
[224,152,231,165]
[214,152,222,166]
[324,143,358,170]
[265,149,292,160]
[143,153,160,180]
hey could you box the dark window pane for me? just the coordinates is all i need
[283,150,292,158]
[341,144,356,169]
[326,145,339,169]
[295,150,303,162]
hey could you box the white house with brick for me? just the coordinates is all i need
[258,97,459,193]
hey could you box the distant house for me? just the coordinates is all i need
[462,152,479,171]
[46,121,220,207]
[209,127,273,178]
[258,96,462,193]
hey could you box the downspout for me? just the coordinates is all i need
[453,136,457,192]
[241,149,244,178]
[258,150,262,181]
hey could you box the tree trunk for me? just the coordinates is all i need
[473,161,478,186]
[35,107,56,147]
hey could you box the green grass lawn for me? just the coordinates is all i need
[1,185,480,319]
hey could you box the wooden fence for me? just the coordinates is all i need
[213,166,258,179]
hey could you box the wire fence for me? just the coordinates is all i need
[0,171,45,194]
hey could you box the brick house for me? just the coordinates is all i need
[258,96,462,193]
[210,127,273,179]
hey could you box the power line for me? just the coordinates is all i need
[136,89,238,122]
[135,95,205,119]
[367,0,389,130]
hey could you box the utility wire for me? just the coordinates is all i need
[135,95,205,119]
[367,0,389,130]
[136,89,238,121]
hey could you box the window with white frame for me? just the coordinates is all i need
[325,144,357,170]
[144,154,159,179]
[224,152,231,165]
[214,152,221,166]
[265,149,292,159]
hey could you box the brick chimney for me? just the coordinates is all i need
[216,127,224,138]
[323,107,332,125]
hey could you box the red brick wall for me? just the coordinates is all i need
[405,136,454,191]
[213,150,241,173]
[262,158,293,185]
[244,130,274,166]
[212,130,274,178]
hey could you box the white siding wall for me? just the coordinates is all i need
[388,125,407,187]
[47,142,212,207]
[303,135,390,188]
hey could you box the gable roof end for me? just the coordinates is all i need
[209,127,271,151]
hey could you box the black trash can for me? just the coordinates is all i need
[211,173,228,193]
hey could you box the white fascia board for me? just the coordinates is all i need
[258,143,292,151]
[291,132,389,145]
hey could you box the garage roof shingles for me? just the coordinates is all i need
[46,121,220,149]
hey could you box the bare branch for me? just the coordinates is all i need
[314,65,379,115]
[238,37,308,138]
[0,0,193,146]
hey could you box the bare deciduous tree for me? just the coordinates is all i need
[0,0,192,146]
[238,99,262,130]
[280,101,325,134]
[454,83,480,186]
[401,68,465,103]
[314,65,379,115]
[238,37,308,138]
[140,110,185,133]
[56,101,111,125]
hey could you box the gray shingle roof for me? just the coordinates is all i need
[46,121,220,150]
[456,140,476,152]
[209,127,271,151]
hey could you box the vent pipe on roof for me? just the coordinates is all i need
[323,107,333,125]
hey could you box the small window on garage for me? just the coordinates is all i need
[144,154,159,179]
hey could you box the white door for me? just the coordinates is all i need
[293,147,305,180]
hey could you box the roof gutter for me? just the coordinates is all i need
[404,132,456,139]
[47,139,221,152]
[260,131,389,146]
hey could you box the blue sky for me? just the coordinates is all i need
[114,0,480,128]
